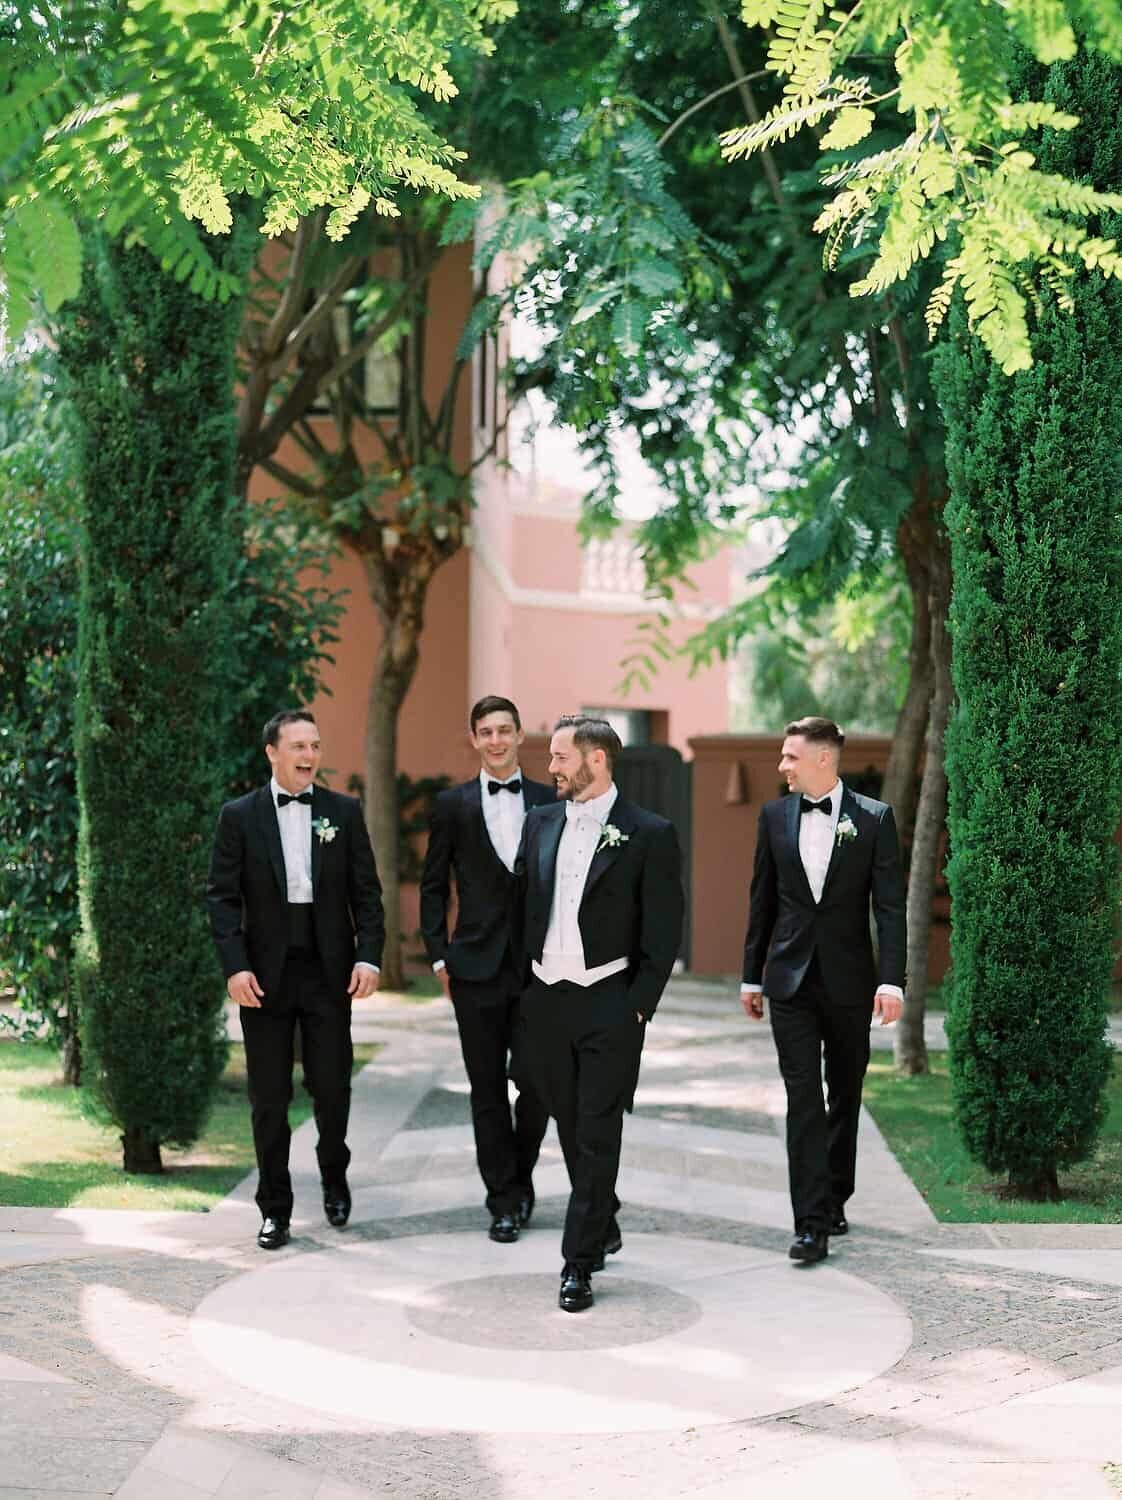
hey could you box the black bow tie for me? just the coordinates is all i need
[488,779,522,796]
[800,796,832,816]
[277,791,313,807]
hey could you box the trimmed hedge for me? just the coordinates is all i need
[937,51,1122,1196]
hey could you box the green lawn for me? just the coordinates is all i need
[0,1040,379,1212]
[863,1051,1122,1223]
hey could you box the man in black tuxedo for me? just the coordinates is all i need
[741,716,906,1264]
[206,710,384,1250]
[515,716,683,1313]
[420,695,552,1243]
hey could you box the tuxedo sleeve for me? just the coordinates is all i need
[872,805,907,989]
[742,807,778,987]
[346,798,385,969]
[419,792,453,965]
[205,803,250,980]
[628,820,684,1021]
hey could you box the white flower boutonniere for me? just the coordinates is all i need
[597,823,629,854]
[835,814,857,846]
[314,817,338,844]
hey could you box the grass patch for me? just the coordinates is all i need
[0,1040,379,1212]
[863,1051,1122,1223]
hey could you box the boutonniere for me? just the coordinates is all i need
[597,823,629,853]
[835,814,857,846]
[313,817,338,844]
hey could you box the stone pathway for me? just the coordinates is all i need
[2,981,1121,1499]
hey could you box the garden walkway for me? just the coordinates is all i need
[2,981,1121,1499]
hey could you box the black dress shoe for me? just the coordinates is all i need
[789,1230,828,1263]
[323,1184,351,1229]
[829,1212,848,1236]
[559,1263,594,1313]
[517,1196,534,1229]
[257,1217,290,1251]
[489,1213,519,1243]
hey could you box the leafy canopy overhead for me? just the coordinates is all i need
[722,0,1122,371]
[0,0,515,338]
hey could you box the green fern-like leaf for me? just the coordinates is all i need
[1005,0,1078,64]
[819,105,875,150]
[924,263,961,338]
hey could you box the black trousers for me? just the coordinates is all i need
[450,959,549,1217]
[239,950,353,1220]
[768,952,872,1234]
[523,973,645,1269]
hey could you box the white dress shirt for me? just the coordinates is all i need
[742,781,902,1000]
[533,783,629,987]
[272,780,377,973]
[271,778,313,903]
[480,766,525,873]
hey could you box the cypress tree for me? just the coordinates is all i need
[59,225,254,1171]
[938,49,1122,1198]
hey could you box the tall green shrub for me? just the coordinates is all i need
[58,228,256,1170]
[0,360,82,1078]
[938,49,1122,1198]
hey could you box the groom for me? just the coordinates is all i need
[206,709,384,1250]
[420,694,552,1244]
[741,716,906,1263]
[515,715,683,1312]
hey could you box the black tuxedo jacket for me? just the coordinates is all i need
[514,796,684,1020]
[419,774,555,984]
[206,784,384,1004]
[742,786,906,1006]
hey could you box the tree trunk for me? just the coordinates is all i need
[363,553,426,990]
[895,522,951,1075]
[122,1128,163,1174]
[880,489,934,850]
[1002,1166,1061,1202]
[60,1009,81,1087]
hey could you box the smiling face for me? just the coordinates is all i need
[548,727,609,802]
[778,734,838,799]
[470,710,524,780]
[266,718,321,795]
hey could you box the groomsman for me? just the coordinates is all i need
[515,716,683,1312]
[206,710,384,1250]
[741,716,906,1263]
[420,696,552,1243]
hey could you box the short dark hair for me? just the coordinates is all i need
[263,709,318,749]
[553,714,623,772]
[470,695,521,733]
[785,715,845,752]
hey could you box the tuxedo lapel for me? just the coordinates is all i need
[536,804,565,899]
[310,785,326,894]
[784,793,816,904]
[819,787,857,901]
[582,798,639,899]
[255,786,287,898]
[468,777,509,876]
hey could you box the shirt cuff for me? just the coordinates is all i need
[740,983,762,995]
[432,960,446,974]
[876,983,904,1000]
[356,961,379,974]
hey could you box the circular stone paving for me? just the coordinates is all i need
[190,1232,911,1434]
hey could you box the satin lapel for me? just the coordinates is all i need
[819,788,856,901]
[784,792,816,904]
[256,786,287,898]
[536,805,565,901]
[469,777,508,876]
[582,798,639,898]
[310,785,325,894]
